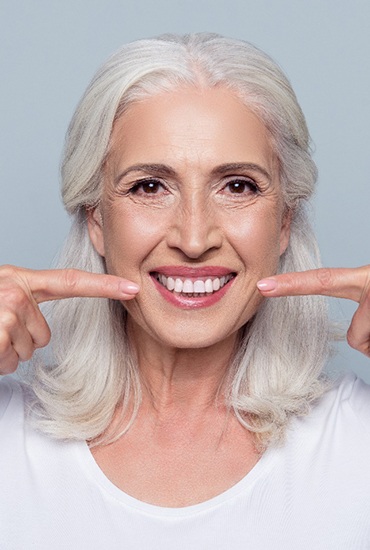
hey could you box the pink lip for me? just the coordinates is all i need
[150,270,236,310]
[151,266,233,277]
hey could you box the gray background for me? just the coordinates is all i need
[1,0,369,381]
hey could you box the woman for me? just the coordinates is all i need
[0,33,369,548]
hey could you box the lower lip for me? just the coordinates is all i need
[151,275,235,309]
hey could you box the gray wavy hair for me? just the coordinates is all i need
[28,33,331,448]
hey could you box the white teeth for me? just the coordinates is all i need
[167,276,175,291]
[182,279,193,293]
[155,273,234,295]
[205,279,213,293]
[193,280,205,293]
[174,278,183,293]
[212,278,220,291]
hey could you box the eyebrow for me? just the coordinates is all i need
[210,163,272,182]
[115,162,271,185]
[115,164,177,185]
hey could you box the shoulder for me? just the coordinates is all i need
[0,375,80,471]
[291,371,370,447]
[339,371,370,425]
[282,372,370,495]
[320,371,370,421]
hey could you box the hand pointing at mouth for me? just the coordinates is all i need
[0,265,140,375]
[257,266,370,357]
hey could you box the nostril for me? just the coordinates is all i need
[166,231,222,259]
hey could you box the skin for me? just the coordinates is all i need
[85,87,293,505]
[0,266,139,372]
[88,87,291,383]
[0,86,369,506]
[258,266,370,357]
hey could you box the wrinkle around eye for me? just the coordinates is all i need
[116,179,175,208]
[217,182,259,203]
[112,177,170,198]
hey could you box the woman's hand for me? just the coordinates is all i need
[0,265,139,374]
[257,266,370,357]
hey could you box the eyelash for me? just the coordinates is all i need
[127,176,261,197]
[128,178,166,195]
[223,178,260,195]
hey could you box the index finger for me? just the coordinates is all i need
[16,268,140,304]
[257,266,370,303]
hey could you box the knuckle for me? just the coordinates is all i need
[0,264,18,279]
[0,332,12,356]
[346,331,356,350]
[0,361,19,375]
[0,266,30,310]
[36,327,51,349]
[18,346,35,362]
[316,268,333,293]
[2,286,29,310]
[0,309,18,331]
[346,328,359,350]
[62,269,80,292]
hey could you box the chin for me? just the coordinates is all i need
[136,316,242,352]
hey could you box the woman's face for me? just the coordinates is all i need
[88,86,290,350]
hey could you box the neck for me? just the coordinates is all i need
[127,321,239,414]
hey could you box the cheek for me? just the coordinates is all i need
[101,206,169,274]
[228,211,283,271]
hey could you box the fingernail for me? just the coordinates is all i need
[121,282,140,294]
[257,279,277,292]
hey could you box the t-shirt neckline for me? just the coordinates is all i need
[76,439,280,517]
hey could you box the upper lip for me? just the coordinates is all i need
[150,266,235,277]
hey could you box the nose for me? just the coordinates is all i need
[166,191,222,259]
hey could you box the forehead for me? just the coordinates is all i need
[107,86,276,175]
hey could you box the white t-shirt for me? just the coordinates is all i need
[1,373,370,549]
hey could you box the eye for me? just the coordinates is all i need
[130,178,164,195]
[224,178,259,195]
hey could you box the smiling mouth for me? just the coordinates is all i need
[151,272,236,297]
